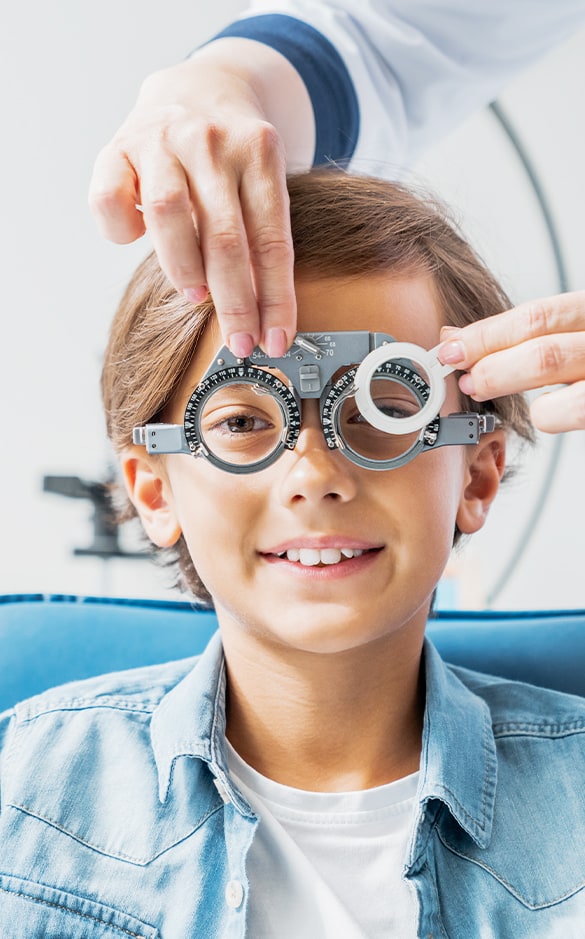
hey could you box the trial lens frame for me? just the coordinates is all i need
[132,331,495,473]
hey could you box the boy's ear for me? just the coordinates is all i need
[456,431,506,535]
[121,449,182,548]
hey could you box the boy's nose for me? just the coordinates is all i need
[277,401,358,506]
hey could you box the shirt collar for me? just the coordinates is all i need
[151,631,497,844]
[150,631,250,814]
[418,638,497,849]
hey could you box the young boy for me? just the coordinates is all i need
[1,171,584,938]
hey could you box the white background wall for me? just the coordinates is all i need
[1,2,584,609]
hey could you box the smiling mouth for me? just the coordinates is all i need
[269,547,381,567]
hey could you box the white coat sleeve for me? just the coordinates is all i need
[212,0,585,176]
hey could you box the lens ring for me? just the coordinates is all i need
[321,365,429,470]
[183,366,300,473]
[354,342,446,434]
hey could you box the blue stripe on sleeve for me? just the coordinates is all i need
[211,14,359,167]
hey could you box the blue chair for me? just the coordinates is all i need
[1,594,585,713]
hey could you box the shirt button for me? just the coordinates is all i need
[225,880,244,909]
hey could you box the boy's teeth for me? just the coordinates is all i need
[284,547,364,565]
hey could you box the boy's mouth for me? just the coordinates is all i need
[263,546,382,568]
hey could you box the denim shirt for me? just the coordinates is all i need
[1,632,585,939]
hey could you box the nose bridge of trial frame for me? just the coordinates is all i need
[248,332,386,399]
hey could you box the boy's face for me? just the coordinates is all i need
[127,273,504,656]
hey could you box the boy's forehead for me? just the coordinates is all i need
[186,315,224,385]
[294,273,444,346]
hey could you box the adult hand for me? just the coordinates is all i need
[438,291,585,433]
[88,40,315,358]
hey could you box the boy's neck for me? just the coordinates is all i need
[221,624,426,792]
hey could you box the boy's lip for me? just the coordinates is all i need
[259,536,384,555]
[259,542,385,578]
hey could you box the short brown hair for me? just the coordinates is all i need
[102,170,533,603]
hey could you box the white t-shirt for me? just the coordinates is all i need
[227,742,419,938]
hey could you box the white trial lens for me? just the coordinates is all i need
[354,342,457,434]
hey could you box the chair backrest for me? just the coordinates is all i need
[1,594,585,712]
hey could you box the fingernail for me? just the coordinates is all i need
[459,373,475,396]
[439,340,466,365]
[229,333,255,358]
[265,328,288,358]
[183,286,208,304]
[440,325,461,339]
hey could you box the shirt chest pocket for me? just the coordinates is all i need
[0,874,159,939]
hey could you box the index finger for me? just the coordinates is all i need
[438,290,585,368]
[192,126,295,358]
[239,140,296,356]
[89,146,146,244]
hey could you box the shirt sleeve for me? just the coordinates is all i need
[212,0,585,176]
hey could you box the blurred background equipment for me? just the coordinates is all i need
[42,474,148,560]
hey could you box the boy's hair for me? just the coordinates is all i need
[102,170,534,604]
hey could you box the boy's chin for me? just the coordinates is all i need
[217,604,429,658]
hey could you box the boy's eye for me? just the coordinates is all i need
[197,382,285,466]
[226,414,255,433]
[212,412,274,435]
[337,379,424,462]
[344,384,423,425]
[346,399,418,423]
